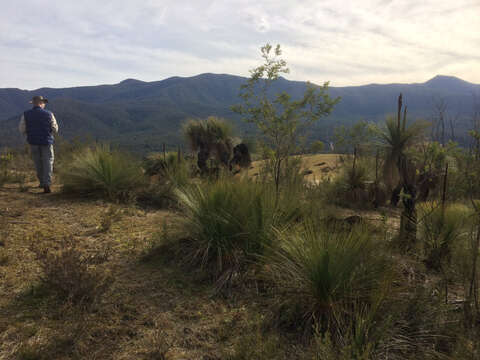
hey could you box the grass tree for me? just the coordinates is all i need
[266,222,392,338]
[375,94,428,249]
[183,116,233,175]
[232,44,339,197]
[175,178,301,290]
[60,144,144,201]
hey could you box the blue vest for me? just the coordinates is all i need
[24,106,55,145]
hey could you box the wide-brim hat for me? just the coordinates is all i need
[29,95,48,104]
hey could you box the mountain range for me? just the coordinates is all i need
[1,73,479,153]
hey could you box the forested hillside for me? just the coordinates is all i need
[1,73,479,153]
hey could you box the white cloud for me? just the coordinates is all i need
[0,0,479,89]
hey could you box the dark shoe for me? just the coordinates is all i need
[43,186,51,194]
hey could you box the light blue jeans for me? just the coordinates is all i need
[30,145,54,187]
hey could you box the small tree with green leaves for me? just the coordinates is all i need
[310,140,325,154]
[333,120,375,154]
[408,140,457,201]
[232,44,340,195]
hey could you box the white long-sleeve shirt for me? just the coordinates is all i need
[19,112,59,136]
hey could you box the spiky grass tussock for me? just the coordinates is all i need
[373,116,429,189]
[182,117,233,153]
[266,223,393,335]
[143,151,191,187]
[419,202,473,271]
[59,145,145,201]
[175,178,301,289]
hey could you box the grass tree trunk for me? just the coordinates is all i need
[398,155,417,250]
[197,147,210,175]
[399,183,417,250]
[391,184,402,207]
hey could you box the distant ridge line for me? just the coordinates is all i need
[2,73,478,93]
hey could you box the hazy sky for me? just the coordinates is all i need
[1,0,479,89]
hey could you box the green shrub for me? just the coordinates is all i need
[176,178,301,289]
[258,154,305,187]
[450,216,480,326]
[310,140,325,154]
[419,202,473,271]
[307,273,460,360]
[343,163,369,190]
[139,151,192,208]
[311,310,386,360]
[266,223,392,335]
[325,159,373,207]
[59,145,145,201]
[54,135,92,170]
[143,151,191,186]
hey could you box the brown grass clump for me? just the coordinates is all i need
[29,234,111,306]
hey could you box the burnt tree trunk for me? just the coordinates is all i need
[399,183,417,251]
[398,154,418,251]
[197,147,210,175]
[391,183,402,206]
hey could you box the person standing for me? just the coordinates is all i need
[19,96,58,193]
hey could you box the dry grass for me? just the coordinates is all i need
[245,153,342,182]
[0,178,302,359]
[0,165,453,360]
